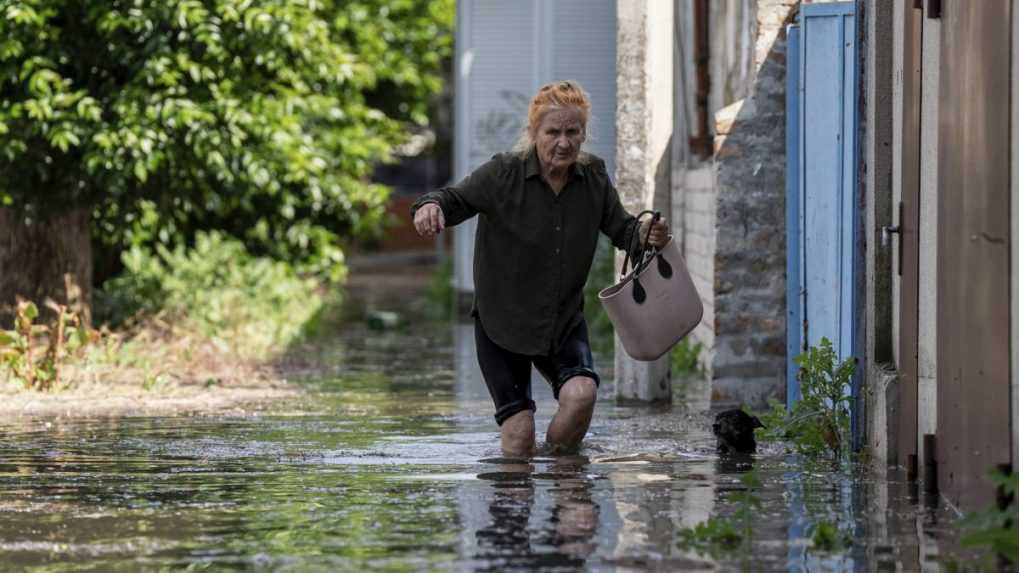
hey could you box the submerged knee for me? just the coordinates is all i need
[501,411,535,455]
[559,377,597,411]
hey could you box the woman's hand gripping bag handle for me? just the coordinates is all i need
[597,211,704,361]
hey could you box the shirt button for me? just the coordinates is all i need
[555,226,561,231]
[556,248,560,254]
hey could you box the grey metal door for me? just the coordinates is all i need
[936,0,1012,511]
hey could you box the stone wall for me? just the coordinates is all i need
[709,0,797,408]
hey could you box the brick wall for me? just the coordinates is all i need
[675,165,717,376]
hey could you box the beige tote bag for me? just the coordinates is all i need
[598,211,704,361]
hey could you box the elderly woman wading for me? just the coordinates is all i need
[412,80,669,456]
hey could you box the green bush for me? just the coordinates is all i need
[96,231,326,355]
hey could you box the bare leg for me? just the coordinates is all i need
[546,377,598,452]
[501,410,536,457]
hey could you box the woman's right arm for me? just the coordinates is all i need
[411,156,502,234]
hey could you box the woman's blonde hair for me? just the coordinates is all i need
[513,80,592,157]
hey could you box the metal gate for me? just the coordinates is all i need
[785,2,862,439]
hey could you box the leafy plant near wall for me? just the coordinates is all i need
[0,300,94,390]
[761,337,854,460]
[809,520,852,553]
[959,468,1019,565]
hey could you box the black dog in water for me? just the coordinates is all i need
[713,409,765,454]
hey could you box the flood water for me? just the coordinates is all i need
[0,302,971,571]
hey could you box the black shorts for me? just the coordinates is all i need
[474,317,601,425]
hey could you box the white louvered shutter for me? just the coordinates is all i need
[454,0,617,293]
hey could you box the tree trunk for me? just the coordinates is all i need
[0,208,92,328]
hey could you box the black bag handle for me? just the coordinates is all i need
[621,210,673,305]
[620,210,661,280]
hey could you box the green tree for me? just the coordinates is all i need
[0,0,454,323]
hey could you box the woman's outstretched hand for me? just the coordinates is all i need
[414,203,445,237]
[641,217,671,247]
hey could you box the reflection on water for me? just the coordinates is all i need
[0,319,968,571]
[473,458,599,571]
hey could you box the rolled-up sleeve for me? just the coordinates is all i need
[411,156,501,227]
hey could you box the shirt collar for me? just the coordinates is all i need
[524,147,586,180]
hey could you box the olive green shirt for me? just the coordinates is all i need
[412,148,638,356]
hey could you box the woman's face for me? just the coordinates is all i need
[532,107,586,172]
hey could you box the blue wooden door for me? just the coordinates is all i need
[785,2,861,434]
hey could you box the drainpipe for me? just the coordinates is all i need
[690,0,712,159]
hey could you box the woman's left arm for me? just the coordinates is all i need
[596,160,670,250]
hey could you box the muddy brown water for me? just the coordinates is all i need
[0,318,971,571]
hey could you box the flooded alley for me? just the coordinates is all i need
[0,264,970,571]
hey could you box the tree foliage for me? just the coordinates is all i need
[0,0,454,278]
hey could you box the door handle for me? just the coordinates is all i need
[881,224,901,248]
[883,201,905,276]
